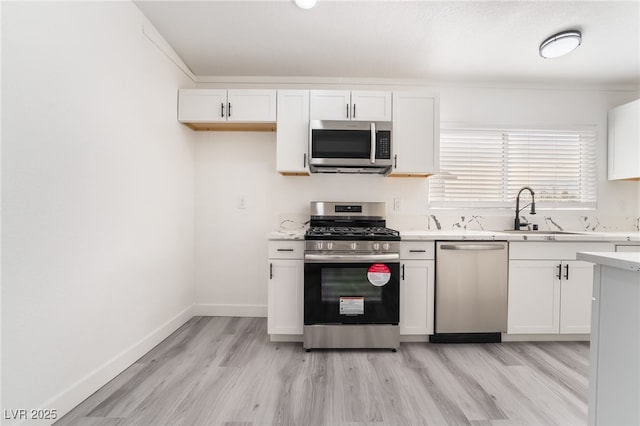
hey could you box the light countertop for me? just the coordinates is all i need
[400,230,639,242]
[267,229,306,240]
[268,229,639,242]
[576,251,640,272]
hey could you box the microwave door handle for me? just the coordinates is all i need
[370,122,376,164]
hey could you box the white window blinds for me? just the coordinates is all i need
[429,126,597,209]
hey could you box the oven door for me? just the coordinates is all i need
[304,254,400,325]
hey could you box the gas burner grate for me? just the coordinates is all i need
[305,226,400,240]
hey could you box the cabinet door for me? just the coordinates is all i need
[560,260,595,334]
[351,91,392,121]
[608,99,640,180]
[508,260,560,334]
[390,92,439,176]
[276,90,310,175]
[309,90,351,120]
[267,259,303,335]
[227,90,276,122]
[178,89,226,122]
[400,260,434,335]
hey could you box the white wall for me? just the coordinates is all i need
[2,2,196,422]
[194,84,639,315]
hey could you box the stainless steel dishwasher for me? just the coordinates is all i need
[431,241,508,343]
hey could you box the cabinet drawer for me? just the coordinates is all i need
[268,241,304,259]
[400,242,435,259]
[616,244,640,252]
[510,242,615,260]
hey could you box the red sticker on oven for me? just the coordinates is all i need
[367,263,391,286]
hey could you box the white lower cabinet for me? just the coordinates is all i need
[508,260,594,334]
[400,242,435,335]
[508,242,614,335]
[267,241,304,335]
[559,261,597,334]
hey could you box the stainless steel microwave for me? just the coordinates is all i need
[308,120,393,174]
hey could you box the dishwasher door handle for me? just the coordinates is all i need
[439,244,505,251]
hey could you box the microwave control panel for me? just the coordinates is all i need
[376,131,391,159]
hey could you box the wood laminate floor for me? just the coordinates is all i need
[57,317,589,426]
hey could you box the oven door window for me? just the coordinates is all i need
[304,262,399,325]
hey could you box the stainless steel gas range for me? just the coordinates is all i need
[303,201,401,351]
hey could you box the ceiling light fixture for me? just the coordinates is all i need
[539,30,582,59]
[294,0,316,9]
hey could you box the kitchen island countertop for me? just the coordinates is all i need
[576,251,640,272]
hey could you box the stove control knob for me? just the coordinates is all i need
[350,242,357,250]
[327,242,334,250]
[316,242,323,250]
[383,243,390,251]
[373,243,380,250]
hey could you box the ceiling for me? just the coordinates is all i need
[134,0,640,86]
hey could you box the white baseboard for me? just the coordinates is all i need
[193,303,267,317]
[33,305,194,425]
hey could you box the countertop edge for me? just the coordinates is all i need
[400,231,639,242]
[577,251,640,272]
[267,230,640,242]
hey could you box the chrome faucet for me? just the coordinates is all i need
[514,186,536,230]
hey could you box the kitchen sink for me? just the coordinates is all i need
[499,230,583,235]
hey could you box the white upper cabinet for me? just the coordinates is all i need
[310,90,391,121]
[390,92,439,177]
[608,99,640,180]
[178,89,276,128]
[227,90,277,122]
[276,90,310,175]
[350,91,392,121]
[178,89,227,123]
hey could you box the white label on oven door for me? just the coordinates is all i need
[367,263,391,286]
[340,297,364,315]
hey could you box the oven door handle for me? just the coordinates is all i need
[304,253,400,263]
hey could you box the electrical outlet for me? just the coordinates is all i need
[238,197,247,209]
[393,198,401,211]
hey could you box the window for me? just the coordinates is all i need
[429,126,597,209]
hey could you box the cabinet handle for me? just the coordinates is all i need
[394,154,398,169]
[346,104,350,119]
[353,103,356,118]
[409,249,426,253]
[228,102,231,117]
[221,103,225,118]
[277,248,294,252]
[303,153,307,168]
[564,264,569,280]
[270,263,273,279]
[401,264,405,280]
[557,263,562,280]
